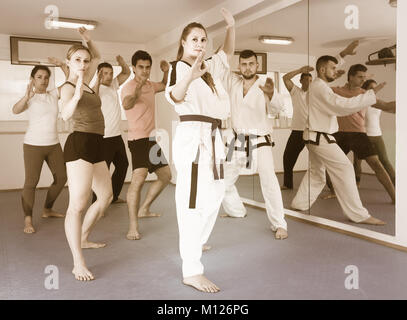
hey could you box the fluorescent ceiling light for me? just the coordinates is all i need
[48,17,97,30]
[259,36,294,45]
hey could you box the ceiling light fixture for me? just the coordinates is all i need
[389,0,397,8]
[259,36,294,45]
[48,17,98,30]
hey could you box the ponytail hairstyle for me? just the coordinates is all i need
[177,22,217,95]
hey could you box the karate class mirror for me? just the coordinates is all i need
[212,1,310,214]
[306,0,396,235]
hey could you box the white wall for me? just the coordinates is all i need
[0,33,146,189]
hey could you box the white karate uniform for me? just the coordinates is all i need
[165,50,229,278]
[291,78,377,222]
[221,72,287,231]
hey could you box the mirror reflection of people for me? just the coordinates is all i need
[353,79,395,188]
[59,28,112,281]
[322,65,395,203]
[165,8,235,293]
[12,66,67,234]
[290,55,386,225]
[280,67,313,190]
[121,50,172,240]
[280,40,360,190]
[220,49,288,240]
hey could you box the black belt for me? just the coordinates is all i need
[179,114,224,209]
[303,132,336,145]
[225,130,275,169]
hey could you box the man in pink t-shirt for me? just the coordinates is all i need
[323,64,395,203]
[121,50,171,240]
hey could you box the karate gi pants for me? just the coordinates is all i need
[291,136,371,222]
[222,135,287,231]
[175,144,225,278]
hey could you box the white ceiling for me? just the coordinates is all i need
[0,0,222,43]
[0,0,397,57]
[215,0,397,55]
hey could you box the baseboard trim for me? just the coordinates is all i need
[242,200,407,253]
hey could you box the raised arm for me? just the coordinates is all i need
[48,57,69,79]
[122,79,146,110]
[115,55,131,86]
[220,8,235,61]
[283,66,314,92]
[318,81,386,116]
[12,79,35,114]
[339,40,359,59]
[92,69,103,96]
[153,60,170,93]
[60,74,84,120]
[372,100,396,113]
[169,51,208,103]
[78,27,101,85]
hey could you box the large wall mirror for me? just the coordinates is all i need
[306,0,396,236]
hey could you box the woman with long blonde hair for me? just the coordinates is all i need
[60,28,112,281]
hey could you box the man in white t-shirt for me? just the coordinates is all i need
[92,56,131,204]
[280,67,313,190]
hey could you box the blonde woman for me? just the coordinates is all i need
[60,28,112,281]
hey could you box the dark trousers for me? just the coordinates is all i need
[22,143,67,217]
[282,130,305,188]
[92,135,129,203]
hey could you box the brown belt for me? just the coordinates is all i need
[179,114,224,209]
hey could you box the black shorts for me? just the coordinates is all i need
[333,131,377,159]
[64,131,105,164]
[128,137,168,173]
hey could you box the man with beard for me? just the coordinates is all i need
[221,49,288,240]
[290,55,386,225]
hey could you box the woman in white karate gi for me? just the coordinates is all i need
[165,8,235,293]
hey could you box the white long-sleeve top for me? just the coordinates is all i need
[307,78,377,137]
[223,73,285,136]
[165,50,230,165]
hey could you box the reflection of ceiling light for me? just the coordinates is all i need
[49,17,98,30]
[389,0,397,7]
[259,36,294,45]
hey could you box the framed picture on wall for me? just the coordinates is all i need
[10,36,82,66]
[231,51,267,74]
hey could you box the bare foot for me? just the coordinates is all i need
[42,209,65,218]
[126,228,141,240]
[275,228,288,240]
[183,274,220,293]
[112,198,126,204]
[280,185,292,190]
[81,241,106,249]
[202,245,211,252]
[24,217,35,234]
[358,216,386,225]
[356,181,361,188]
[322,192,336,200]
[138,208,161,218]
[72,265,94,281]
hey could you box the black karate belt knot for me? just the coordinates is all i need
[179,114,224,209]
[225,130,275,169]
[303,132,336,146]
